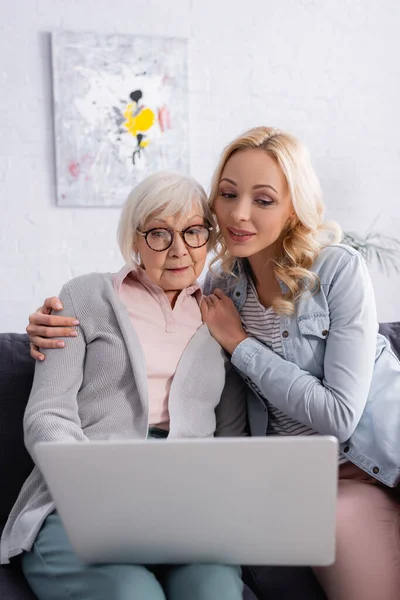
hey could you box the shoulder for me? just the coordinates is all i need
[312,244,365,285]
[61,272,113,303]
[203,261,241,296]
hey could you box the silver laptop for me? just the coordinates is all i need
[34,436,338,566]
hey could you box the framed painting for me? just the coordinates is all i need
[51,30,189,206]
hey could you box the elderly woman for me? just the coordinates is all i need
[0,172,247,600]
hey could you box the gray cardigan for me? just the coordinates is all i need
[1,273,247,564]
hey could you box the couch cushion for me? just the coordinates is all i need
[0,563,38,600]
[0,334,35,523]
[243,565,326,600]
[379,322,400,359]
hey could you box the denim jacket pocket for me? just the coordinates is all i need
[297,314,330,367]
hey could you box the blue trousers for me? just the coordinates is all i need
[22,429,243,599]
[22,513,243,600]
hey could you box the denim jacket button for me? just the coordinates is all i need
[343,446,350,453]
[373,466,380,474]
[235,291,241,297]
[322,329,329,336]
[282,330,289,338]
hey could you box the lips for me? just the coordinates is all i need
[227,227,256,243]
[166,266,190,273]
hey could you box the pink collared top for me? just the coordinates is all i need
[113,265,203,430]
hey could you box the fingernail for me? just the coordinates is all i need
[70,331,78,337]
[55,302,63,309]
[39,355,45,361]
[72,320,80,325]
[56,341,65,347]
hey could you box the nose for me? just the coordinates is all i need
[168,231,189,258]
[230,197,252,223]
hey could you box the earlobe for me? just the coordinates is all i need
[132,244,141,266]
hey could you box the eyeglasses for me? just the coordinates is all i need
[137,224,213,252]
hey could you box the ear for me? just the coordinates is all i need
[131,238,140,265]
[132,232,139,254]
[284,213,297,235]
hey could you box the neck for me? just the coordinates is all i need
[165,290,180,308]
[247,241,279,282]
[246,246,282,308]
[247,256,275,286]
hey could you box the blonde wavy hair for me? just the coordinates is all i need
[209,126,342,314]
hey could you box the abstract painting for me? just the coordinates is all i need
[51,30,189,206]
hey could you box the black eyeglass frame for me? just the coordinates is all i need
[136,224,213,252]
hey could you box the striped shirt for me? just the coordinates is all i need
[241,277,347,463]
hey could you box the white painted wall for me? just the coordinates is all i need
[1,0,400,332]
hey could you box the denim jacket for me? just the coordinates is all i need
[204,244,400,487]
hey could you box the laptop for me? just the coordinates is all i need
[34,436,338,566]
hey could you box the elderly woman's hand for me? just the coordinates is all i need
[201,288,248,355]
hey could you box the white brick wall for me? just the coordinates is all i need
[1,0,400,332]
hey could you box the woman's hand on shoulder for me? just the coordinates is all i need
[201,288,248,355]
[27,297,80,361]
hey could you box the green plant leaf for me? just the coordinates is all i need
[342,231,400,276]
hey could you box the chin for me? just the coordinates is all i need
[226,237,279,260]
[165,274,194,289]
[226,242,259,259]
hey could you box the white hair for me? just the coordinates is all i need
[118,171,214,265]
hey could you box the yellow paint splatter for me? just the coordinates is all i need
[123,104,155,137]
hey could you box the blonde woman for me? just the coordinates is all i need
[201,127,400,600]
[1,172,246,600]
[25,128,400,599]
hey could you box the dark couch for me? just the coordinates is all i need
[1,325,400,599]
